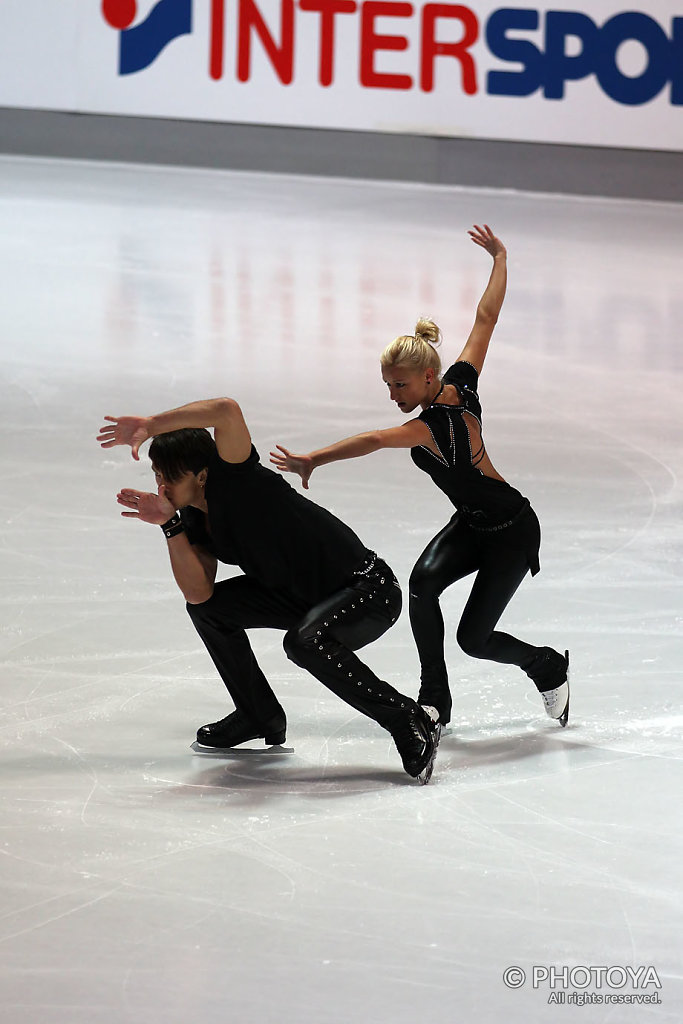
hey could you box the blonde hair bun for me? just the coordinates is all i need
[380,316,443,374]
[414,317,442,349]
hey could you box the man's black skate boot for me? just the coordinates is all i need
[196,709,286,748]
[390,704,441,785]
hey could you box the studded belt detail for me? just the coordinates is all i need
[465,499,530,533]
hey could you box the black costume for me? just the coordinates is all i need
[182,446,413,737]
[409,361,563,724]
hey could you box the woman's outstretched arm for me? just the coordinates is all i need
[456,224,507,375]
[270,418,431,489]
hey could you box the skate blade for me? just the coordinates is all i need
[559,650,570,727]
[190,741,294,758]
[417,724,441,786]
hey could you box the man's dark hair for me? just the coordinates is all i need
[149,428,216,482]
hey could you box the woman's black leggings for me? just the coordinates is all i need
[409,512,543,723]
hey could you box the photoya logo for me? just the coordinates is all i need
[100,1,683,106]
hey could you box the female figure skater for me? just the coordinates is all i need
[271,224,569,729]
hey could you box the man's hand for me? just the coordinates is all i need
[116,485,176,524]
[269,446,315,489]
[98,415,151,461]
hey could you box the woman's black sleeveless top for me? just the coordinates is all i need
[410,360,528,530]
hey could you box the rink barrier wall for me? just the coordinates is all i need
[0,106,681,202]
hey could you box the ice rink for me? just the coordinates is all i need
[1,155,682,1023]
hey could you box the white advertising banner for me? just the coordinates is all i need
[0,1,681,151]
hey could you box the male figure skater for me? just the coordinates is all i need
[98,396,440,783]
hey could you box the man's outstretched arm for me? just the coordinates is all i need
[98,397,252,464]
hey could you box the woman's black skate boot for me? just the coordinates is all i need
[524,648,570,727]
[416,684,452,728]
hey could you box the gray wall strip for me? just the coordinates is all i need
[1,106,681,202]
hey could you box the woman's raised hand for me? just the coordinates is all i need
[468,224,506,260]
[269,445,315,490]
[97,415,151,460]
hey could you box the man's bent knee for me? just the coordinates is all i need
[186,593,239,632]
[283,627,308,666]
[186,599,209,624]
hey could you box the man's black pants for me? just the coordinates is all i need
[186,556,409,732]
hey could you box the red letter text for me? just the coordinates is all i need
[238,0,295,84]
[421,4,479,93]
[300,1,358,87]
[360,2,414,90]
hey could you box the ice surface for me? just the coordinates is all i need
[1,156,682,1023]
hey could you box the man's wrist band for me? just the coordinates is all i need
[160,514,184,539]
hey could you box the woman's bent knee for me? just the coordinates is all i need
[456,626,488,659]
[409,566,443,602]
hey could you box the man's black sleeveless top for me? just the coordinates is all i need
[411,360,528,530]
[181,446,369,606]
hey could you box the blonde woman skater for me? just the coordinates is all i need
[271,225,569,730]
